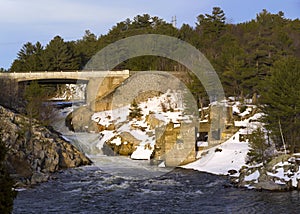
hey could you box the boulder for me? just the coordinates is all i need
[145,114,164,130]
[65,106,99,132]
[103,132,141,156]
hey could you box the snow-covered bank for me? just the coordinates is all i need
[183,110,263,176]
[182,131,249,175]
[235,154,300,191]
[182,108,300,191]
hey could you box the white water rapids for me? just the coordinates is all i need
[51,104,170,180]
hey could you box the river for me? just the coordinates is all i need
[12,167,300,213]
[12,102,300,213]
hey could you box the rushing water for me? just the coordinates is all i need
[12,102,300,213]
[12,167,300,214]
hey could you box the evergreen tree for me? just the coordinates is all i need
[0,140,17,213]
[247,128,271,165]
[24,81,55,129]
[75,30,99,68]
[43,36,80,71]
[262,57,300,153]
[10,42,44,72]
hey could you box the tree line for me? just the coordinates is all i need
[7,8,300,97]
[5,7,300,154]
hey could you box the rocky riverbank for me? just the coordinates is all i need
[233,154,300,191]
[0,105,91,187]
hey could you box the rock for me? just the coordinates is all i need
[254,181,287,191]
[119,143,135,156]
[0,105,91,186]
[228,169,238,175]
[65,106,99,132]
[31,172,49,185]
[146,114,164,129]
[103,132,141,156]
[297,179,300,190]
[119,132,141,146]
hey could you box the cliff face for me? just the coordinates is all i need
[0,106,91,186]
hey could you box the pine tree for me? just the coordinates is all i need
[75,30,99,68]
[43,36,80,71]
[247,128,271,165]
[10,42,44,72]
[24,81,55,129]
[0,140,17,213]
[262,57,300,153]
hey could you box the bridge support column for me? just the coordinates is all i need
[86,78,103,110]
[86,76,129,112]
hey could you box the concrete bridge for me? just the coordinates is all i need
[0,70,130,108]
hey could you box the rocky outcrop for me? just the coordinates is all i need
[65,106,99,132]
[0,106,91,186]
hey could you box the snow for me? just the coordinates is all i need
[232,105,240,114]
[111,137,122,146]
[51,84,86,101]
[197,141,208,147]
[131,146,153,160]
[267,162,300,187]
[91,93,267,175]
[91,89,193,160]
[238,107,252,117]
[183,112,263,175]
[183,137,249,175]
[244,170,260,182]
[97,131,115,149]
[234,113,264,131]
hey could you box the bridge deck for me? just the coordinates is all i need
[0,70,130,81]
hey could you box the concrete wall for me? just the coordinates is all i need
[153,122,196,167]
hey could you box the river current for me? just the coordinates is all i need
[12,103,300,213]
[12,166,300,214]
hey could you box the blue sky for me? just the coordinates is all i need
[1,0,299,69]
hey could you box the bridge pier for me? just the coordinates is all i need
[87,76,129,111]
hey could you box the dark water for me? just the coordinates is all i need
[13,167,300,214]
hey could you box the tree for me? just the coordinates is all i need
[0,140,17,213]
[196,7,226,41]
[178,24,200,48]
[0,68,7,72]
[247,128,272,165]
[10,42,44,72]
[24,81,55,130]
[262,57,300,153]
[75,30,99,68]
[43,36,80,71]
